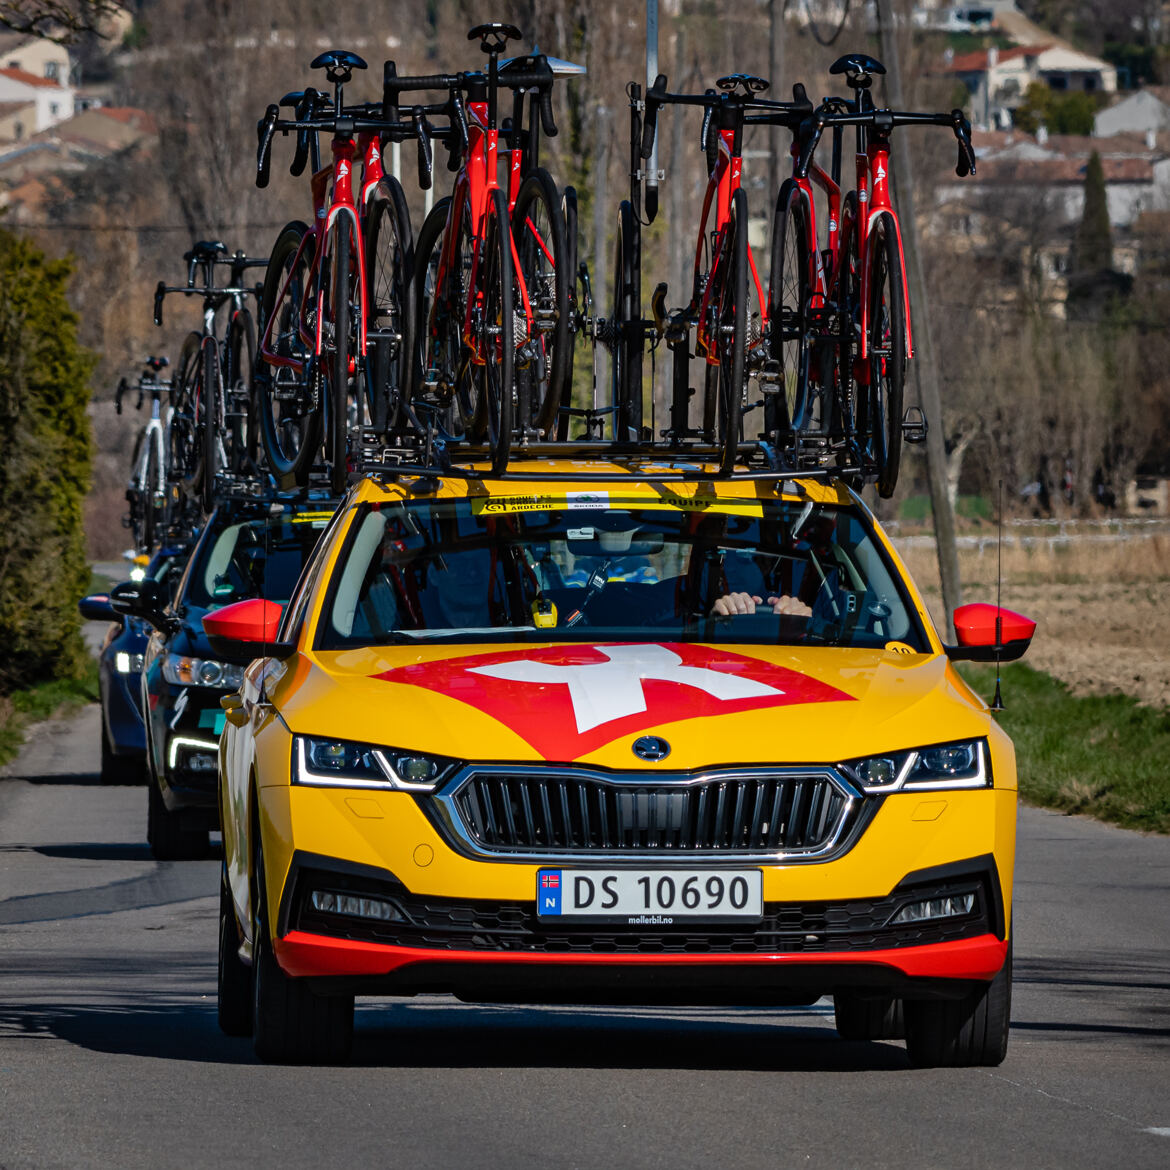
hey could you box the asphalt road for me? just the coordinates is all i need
[1,701,1168,1170]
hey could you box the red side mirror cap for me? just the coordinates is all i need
[947,603,1036,662]
[202,599,293,664]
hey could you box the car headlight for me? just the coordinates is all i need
[845,739,989,793]
[114,651,145,674]
[294,735,459,793]
[161,653,245,689]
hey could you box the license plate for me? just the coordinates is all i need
[536,868,762,924]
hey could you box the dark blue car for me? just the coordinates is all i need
[110,496,337,859]
[80,548,190,785]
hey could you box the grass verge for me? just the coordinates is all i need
[961,663,1170,834]
[0,658,100,769]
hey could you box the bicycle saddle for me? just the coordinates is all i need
[310,49,367,84]
[279,89,306,108]
[469,22,522,53]
[829,53,885,87]
[187,240,226,262]
[716,73,769,95]
[501,47,586,77]
[145,356,169,372]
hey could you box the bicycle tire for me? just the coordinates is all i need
[713,187,748,475]
[767,180,812,440]
[256,220,320,488]
[226,308,257,475]
[612,200,642,439]
[170,330,205,500]
[866,212,906,498]
[556,185,579,441]
[416,196,479,441]
[143,437,159,550]
[833,192,863,456]
[326,218,356,495]
[364,177,415,438]
[471,187,514,475]
[511,169,569,438]
[201,338,220,512]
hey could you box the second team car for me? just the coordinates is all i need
[80,547,190,784]
[111,495,338,858]
[209,463,1035,1066]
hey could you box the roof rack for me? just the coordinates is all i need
[354,430,858,486]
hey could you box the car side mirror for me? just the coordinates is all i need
[78,593,117,622]
[109,578,174,631]
[202,598,294,665]
[945,603,1036,662]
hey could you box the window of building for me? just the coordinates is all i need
[49,102,59,116]
[44,61,59,80]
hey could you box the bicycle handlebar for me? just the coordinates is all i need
[794,104,975,179]
[641,74,811,160]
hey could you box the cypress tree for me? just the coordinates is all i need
[1075,151,1113,273]
[0,228,97,693]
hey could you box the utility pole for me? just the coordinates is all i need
[592,107,611,415]
[874,0,962,635]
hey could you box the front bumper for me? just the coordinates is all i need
[255,778,1015,1003]
[151,682,230,810]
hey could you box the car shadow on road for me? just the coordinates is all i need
[0,1002,256,1065]
[348,1002,913,1072]
[4,770,103,786]
[0,999,914,1071]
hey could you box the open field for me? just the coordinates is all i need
[895,520,1170,709]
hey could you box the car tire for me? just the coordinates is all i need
[834,992,905,1041]
[904,942,1012,1067]
[251,846,353,1065]
[218,867,253,1037]
[99,728,145,786]
[147,773,209,861]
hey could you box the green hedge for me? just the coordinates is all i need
[0,227,97,693]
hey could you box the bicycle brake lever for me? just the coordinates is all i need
[153,280,165,327]
[413,107,433,190]
[257,103,279,188]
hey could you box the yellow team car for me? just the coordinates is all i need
[208,462,1035,1066]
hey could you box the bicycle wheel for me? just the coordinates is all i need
[256,220,320,488]
[169,331,205,500]
[556,185,579,441]
[364,177,414,438]
[226,308,257,475]
[511,168,569,438]
[325,217,358,495]
[767,180,812,441]
[415,196,476,441]
[468,187,514,474]
[612,200,641,439]
[833,191,862,454]
[865,211,906,498]
[201,339,220,512]
[711,187,748,474]
[143,437,159,550]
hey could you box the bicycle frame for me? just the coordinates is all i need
[692,125,768,367]
[790,121,914,366]
[430,96,534,370]
[257,131,370,383]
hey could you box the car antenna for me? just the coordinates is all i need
[991,479,1005,713]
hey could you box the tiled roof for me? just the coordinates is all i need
[0,65,67,90]
[971,156,1155,184]
[944,45,1050,73]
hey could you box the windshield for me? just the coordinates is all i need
[317,496,927,651]
[183,510,332,611]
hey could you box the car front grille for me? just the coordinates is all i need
[443,767,857,858]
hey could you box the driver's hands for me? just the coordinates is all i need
[711,593,812,617]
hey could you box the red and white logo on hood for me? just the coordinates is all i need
[375,643,853,759]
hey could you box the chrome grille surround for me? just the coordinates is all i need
[429,764,865,862]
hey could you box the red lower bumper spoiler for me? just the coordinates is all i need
[275,930,1008,983]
